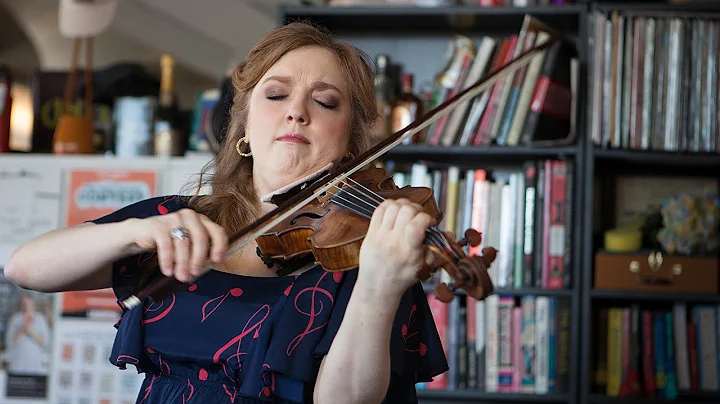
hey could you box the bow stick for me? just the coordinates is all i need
[121,32,566,310]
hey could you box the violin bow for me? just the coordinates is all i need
[121,32,567,310]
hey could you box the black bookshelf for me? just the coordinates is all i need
[594,149,720,168]
[590,290,720,304]
[386,144,577,164]
[417,389,571,403]
[587,392,720,404]
[276,2,720,404]
[278,4,582,34]
[422,282,573,298]
[580,2,720,404]
[279,3,586,404]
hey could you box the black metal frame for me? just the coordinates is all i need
[275,2,720,404]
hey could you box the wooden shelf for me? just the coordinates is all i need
[418,389,571,403]
[591,289,720,303]
[277,4,582,34]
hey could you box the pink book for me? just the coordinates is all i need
[513,307,523,391]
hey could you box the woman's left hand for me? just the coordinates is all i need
[357,198,436,301]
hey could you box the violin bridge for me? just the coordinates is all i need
[316,177,348,205]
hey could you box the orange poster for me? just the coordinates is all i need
[65,169,157,227]
[62,169,157,318]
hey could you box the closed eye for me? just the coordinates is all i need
[267,94,336,110]
[315,100,336,109]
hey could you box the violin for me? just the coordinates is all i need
[255,165,497,302]
[119,32,563,311]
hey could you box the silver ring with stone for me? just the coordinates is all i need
[170,226,190,241]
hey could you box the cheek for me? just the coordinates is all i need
[247,100,282,140]
[318,114,352,148]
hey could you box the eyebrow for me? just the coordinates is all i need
[263,75,342,93]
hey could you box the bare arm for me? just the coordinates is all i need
[313,287,401,404]
[4,220,141,293]
[5,208,230,294]
[313,198,440,403]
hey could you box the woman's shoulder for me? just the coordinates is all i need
[90,195,194,224]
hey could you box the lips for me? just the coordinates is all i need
[277,133,310,144]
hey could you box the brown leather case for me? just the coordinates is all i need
[594,250,719,294]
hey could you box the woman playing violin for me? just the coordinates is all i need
[5,22,449,403]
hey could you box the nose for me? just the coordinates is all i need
[285,96,309,125]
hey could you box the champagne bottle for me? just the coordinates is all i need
[153,54,184,156]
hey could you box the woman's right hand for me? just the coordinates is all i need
[127,208,229,283]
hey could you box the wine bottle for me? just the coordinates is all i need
[153,54,184,156]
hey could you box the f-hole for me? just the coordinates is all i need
[289,207,331,225]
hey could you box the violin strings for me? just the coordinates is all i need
[335,179,460,259]
[325,181,460,258]
[346,178,461,260]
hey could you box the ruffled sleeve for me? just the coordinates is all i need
[88,195,189,376]
[88,195,187,303]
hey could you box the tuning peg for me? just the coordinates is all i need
[482,247,498,266]
[457,228,482,248]
[416,263,432,282]
[434,282,456,303]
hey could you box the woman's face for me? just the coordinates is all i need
[245,45,352,198]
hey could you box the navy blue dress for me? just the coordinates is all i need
[91,195,448,403]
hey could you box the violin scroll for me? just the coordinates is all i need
[420,227,497,303]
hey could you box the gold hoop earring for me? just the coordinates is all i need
[236,136,252,157]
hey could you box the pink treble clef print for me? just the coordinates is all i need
[213,304,271,380]
[286,272,336,356]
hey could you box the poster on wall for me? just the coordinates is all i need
[0,167,62,270]
[48,318,145,404]
[62,169,157,320]
[0,268,56,402]
[0,166,62,403]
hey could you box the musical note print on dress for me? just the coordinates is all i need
[142,293,175,325]
[182,379,195,403]
[401,304,427,356]
[213,304,271,381]
[146,347,171,374]
[93,195,448,403]
[201,288,243,322]
[287,272,333,356]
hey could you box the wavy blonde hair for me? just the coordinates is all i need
[187,22,378,236]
